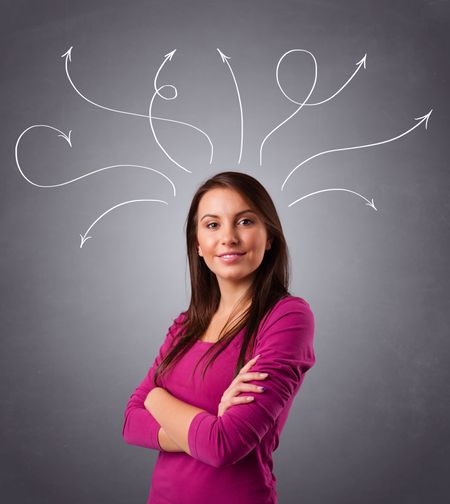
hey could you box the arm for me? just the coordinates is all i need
[145,388,208,455]
[158,427,184,452]
[122,312,187,452]
[182,297,315,468]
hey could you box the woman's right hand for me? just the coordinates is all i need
[217,354,268,417]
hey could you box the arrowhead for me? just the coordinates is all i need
[414,109,433,130]
[356,53,367,69]
[80,234,92,248]
[366,198,377,211]
[57,129,72,147]
[217,48,230,62]
[61,46,73,62]
[165,49,177,60]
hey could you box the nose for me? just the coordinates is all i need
[220,222,239,245]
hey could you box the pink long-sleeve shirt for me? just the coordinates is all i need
[122,295,316,504]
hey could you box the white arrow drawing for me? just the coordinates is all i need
[280,54,367,107]
[61,46,213,164]
[15,124,176,196]
[148,84,191,172]
[281,110,433,191]
[150,51,190,172]
[80,199,168,248]
[288,187,377,210]
[154,49,177,99]
[259,49,318,166]
[217,48,244,164]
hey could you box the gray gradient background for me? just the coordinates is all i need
[1,0,449,503]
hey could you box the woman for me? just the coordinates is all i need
[122,171,316,504]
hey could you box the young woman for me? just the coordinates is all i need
[122,171,316,504]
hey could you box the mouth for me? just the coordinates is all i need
[217,252,246,263]
[217,252,246,258]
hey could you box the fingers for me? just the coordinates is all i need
[229,354,266,390]
[233,395,254,404]
[240,371,269,381]
[239,354,261,375]
[238,383,266,393]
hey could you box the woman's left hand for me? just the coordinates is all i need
[217,354,267,417]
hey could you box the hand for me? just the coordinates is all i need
[217,354,268,417]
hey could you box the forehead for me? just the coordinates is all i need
[198,188,252,213]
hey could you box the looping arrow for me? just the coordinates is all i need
[154,49,177,100]
[259,49,318,166]
[148,84,190,173]
[14,124,176,196]
[61,46,213,164]
[296,54,366,107]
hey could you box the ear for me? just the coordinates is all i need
[197,245,203,257]
[266,238,272,251]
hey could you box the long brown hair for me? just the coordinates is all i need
[153,171,292,386]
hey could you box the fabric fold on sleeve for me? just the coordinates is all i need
[187,297,316,468]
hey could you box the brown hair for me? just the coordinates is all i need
[153,171,292,386]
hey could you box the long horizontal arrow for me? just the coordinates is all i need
[288,187,377,210]
[281,109,433,191]
[14,124,176,196]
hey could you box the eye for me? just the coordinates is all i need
[205,218,254,230]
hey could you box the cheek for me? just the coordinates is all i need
[199,234,215,252]
[248,231,267,249]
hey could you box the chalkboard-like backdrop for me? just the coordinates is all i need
[1,1,449,503]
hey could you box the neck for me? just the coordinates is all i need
[216,278,253,315]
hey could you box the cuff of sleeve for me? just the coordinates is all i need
[151,422,162,451]
[188,411,211,459]
[124,408,162,450]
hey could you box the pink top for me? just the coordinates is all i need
[122,295,316,504]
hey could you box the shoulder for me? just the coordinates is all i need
[261,295,314,331]
[166,310,188,340]
[255,295,315,359]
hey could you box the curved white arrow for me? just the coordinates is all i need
[150,51,191,172]
[288,188,377,210]
[154,49,177,100]
[61,46,213,164]
[15,124,176,196]
[80,199,168,248]
[280,54,367,107]
[259,49,318,166]
[217,48,244,164]
[281,109,433,191]
[149,85,191,173]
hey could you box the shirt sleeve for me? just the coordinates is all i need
[187,297,316,468]
[122,311,186,450]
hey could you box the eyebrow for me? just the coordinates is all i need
[200,209,257,221]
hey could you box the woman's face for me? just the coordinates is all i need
[196,187,272,286]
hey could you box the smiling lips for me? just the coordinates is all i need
[217,252,246,263]
[218,251,245,257]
